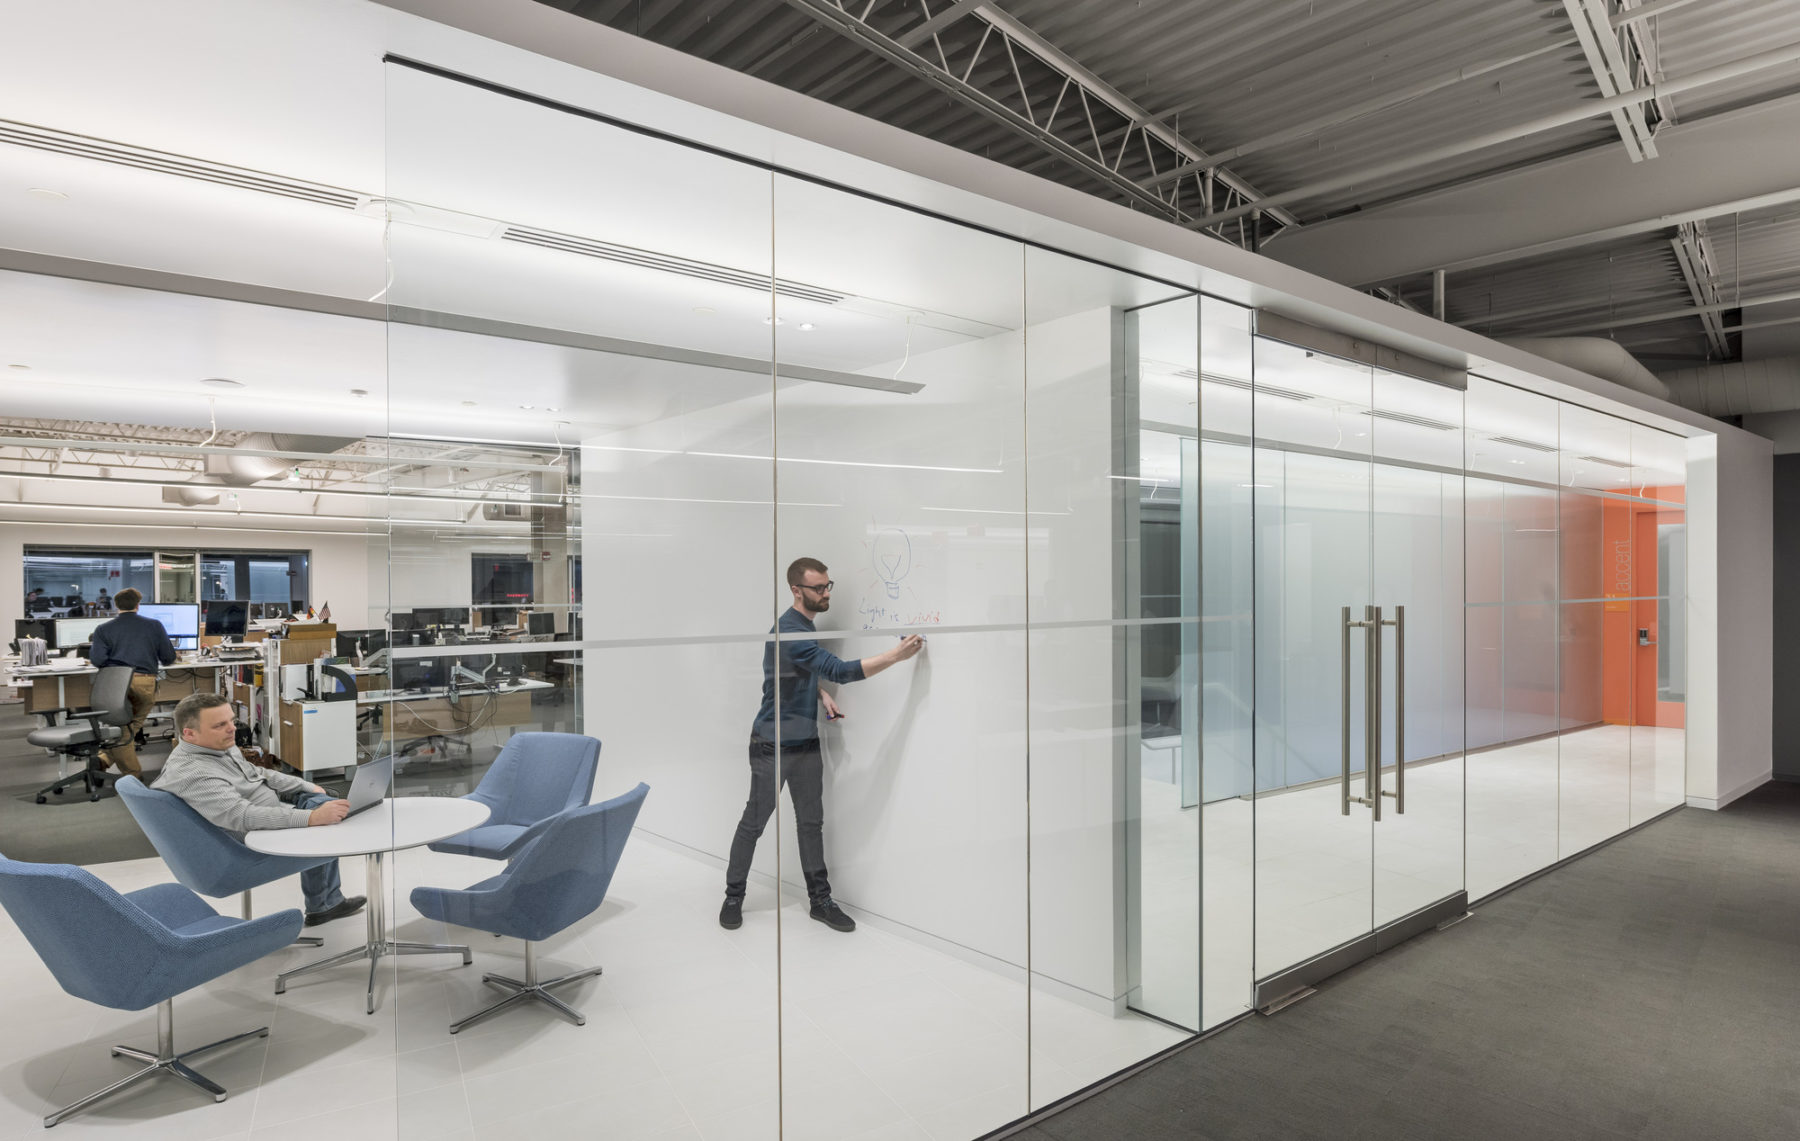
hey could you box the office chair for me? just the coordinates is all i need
[0,852,302,1127]
[411,781,647,1033]
[27,664,134,804]
[427,732,601,860]
[117,776,329,947]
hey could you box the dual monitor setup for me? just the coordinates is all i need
[13,602,208,651]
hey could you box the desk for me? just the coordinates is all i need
[13,661,228,715]
[359,679,551,740]
[247,797,490,1014]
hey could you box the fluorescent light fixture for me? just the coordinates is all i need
[576,442,1001,476]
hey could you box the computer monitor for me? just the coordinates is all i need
[440,607,470,627]
[480,606,517,628]
[390,611,417,632]
[262,602,289,620]
[364,628,389,655]
[526,611,555,636]
[202,599,249,638]
[139,603,200,650]
[56,616,107,646]
[15,618,55,649]
[455,651,494,678]
[335,631,366,659]
[391,657,438,691]
[290,599,306,615]
[412,607,444,629]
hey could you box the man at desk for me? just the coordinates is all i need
[720,557,924,934]
[158,693,367,927]
[87,588,175,782]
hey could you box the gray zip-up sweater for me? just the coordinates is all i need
[156,741,315,836]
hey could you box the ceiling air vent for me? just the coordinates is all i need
[1488,435,1558,453]
[1174,369,1314,402]
[0,119,360,210]
[500,226,849,305]
[1362,409,1459,432]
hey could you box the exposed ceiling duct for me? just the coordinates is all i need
[1658,356,1800,417]
[162,432,359,506]
[1500,337,1671,401]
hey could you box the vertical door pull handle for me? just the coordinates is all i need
[1340,606,1352,816]
[1381,606,1405,814]
[1367,605,1382,823]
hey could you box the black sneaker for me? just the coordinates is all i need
[304,895,367,927]
[719,897,743,930]
[809,899,855,933]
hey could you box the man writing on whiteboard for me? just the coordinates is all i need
[720,557,924,933]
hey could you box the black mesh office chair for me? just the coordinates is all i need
[27,665,135,804]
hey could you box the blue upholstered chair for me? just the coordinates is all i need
[427,732,601,860]
[411,781,647,1033]
[0,853,302,1128]
[117,775,329,947]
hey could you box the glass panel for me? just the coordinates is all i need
[1464,377,1560,899]
[1559,403,1633,855]
[386,61,778,1139]
[1631,424,1688,826]
[1199,297,1256,1029]
[1252,338,1374,979]
[774,176,1032,1135]
[154,549,196,603]
[1017,246,1193,1107]
[1369,370,1464,928]
[1131,294,1201,1032]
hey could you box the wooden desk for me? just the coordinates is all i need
[16,662,227,714]
[359,680,550,739]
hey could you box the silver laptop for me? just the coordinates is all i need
[341,755,394,820]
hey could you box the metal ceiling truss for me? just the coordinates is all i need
[777,0,1293,247]
[1669,220,1733,357]
[1562,0,1662,161]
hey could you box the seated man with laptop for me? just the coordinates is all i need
[157,693,367,927]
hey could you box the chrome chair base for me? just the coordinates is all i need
[47,999,267,1128]
[450,941,602,1034]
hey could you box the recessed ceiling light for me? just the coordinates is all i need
[519,404,535,410]
[1508,459,1525,465]
[546,406,560,412]
[201,377,245,389]
[349,388,369,398]
[461,400,478,407]
[763,316,784,326]
[798,323,816,331]
[692,306,715,315]
[26,188,68,200]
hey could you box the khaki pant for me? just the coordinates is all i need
[102,674,159,777]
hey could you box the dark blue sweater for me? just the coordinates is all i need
[88,612,177,674]
[751,608,865,744]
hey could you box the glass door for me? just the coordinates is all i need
[1251,333,1466,999]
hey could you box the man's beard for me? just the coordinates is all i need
[813,598,830,612]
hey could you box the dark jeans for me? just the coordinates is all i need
[724,737,830,905]
[292,792,348,915]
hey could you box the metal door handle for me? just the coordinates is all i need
[1367,605,1381,822]
[1342,606,1380,817]
[1382,606,1405,814]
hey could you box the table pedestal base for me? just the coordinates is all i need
[273,850,471,1014]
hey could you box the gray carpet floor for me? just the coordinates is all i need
[1013,781,1800,1141]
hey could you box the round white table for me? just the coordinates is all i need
[246,797,490,1014]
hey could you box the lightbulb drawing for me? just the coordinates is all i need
[872,528,913,600]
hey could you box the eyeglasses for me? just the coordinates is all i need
[797,581,835,594]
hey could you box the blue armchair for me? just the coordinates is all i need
[427,731,601,860]
[118,774,329,947]
[0,853,302,1128]
[411,781,647,1033]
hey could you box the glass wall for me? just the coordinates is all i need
[348,59,1692,1141]
[1464,377,1687,900]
